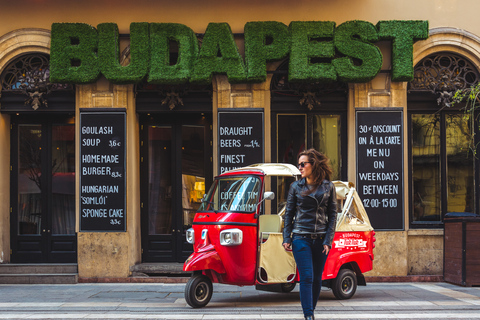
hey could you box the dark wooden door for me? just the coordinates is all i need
[11,116,77,263]
[140,114,212,262]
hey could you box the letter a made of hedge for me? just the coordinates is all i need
[98,22,150,84]
[289,21,337,83]
[148,23,199,85]
[333,20,382,83]
[191,23,247,84]
[244,21,290,83]
[50,23,100,83]
[377,20,429,82]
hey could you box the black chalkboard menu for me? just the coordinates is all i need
[218,110,264,174]
[80,110,126,232]
[356,109,403,230]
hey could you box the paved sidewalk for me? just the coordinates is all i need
[0,282,479,319]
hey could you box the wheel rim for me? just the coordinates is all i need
[341,275,354,295]
[195,282,209,302]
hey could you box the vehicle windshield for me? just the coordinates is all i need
[198,175,262,213]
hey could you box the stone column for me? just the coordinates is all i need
[76,80,140,279]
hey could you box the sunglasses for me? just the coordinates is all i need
[297,161,312,168]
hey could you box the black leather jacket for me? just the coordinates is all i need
[282,178,337,247]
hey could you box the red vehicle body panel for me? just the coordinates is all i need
[184,172,264,285]
[323,231,375,280]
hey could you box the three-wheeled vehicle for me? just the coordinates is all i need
[183,163,375,308]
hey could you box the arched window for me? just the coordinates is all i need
[1,53,72,112]
[408,52,480,227]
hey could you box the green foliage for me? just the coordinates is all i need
[244,21,290,82]
[288,21,337,83]
[190,23,247,85]
[98,23,150,84]
[148,23,199,85]
[452,83,480,157]
[377,20,429,82]
[333,20,382,83]
[50,23,100,83]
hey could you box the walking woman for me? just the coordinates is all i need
[282,149,337,320]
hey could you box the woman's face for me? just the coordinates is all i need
[298,155,313,180]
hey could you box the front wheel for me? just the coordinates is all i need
[332,269,357,300]
[185,274,213,308]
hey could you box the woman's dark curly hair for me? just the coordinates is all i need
[297,149,332,193]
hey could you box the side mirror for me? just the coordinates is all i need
[264,191,275,201]
[255,191,275,219]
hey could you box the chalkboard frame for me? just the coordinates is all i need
[217,109,264,175]
[355,107,404,231]
[79,108,127,232]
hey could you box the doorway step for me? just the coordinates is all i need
[0,264,78,284]
[130,262,189,280]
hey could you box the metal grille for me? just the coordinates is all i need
[1,53,72,110]
[409,53,480,93]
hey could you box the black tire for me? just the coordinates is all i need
[280,282,296,293]
[185,274,213,308]
[332,269,357,300]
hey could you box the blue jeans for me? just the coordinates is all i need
[292,234,329,317]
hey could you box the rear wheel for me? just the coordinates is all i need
[185,274,213,308]
[332,269,357,300]
[280,282,296,293]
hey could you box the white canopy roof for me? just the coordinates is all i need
[225,163,301,177]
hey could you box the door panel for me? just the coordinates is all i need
[141,115,211,262]
[49,124,76,262]
[11,118,77,263]
[180,125,206,260]
[145,125,174,260]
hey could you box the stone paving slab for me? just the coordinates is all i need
[0,282,479,319]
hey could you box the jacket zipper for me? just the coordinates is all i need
[308,191,320,234]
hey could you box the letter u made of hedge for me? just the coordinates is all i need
[98,22,150,84]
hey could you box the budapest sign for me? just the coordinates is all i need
[50,20,428,85]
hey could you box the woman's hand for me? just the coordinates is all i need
[322,245,330,255]
[283,242,292,250]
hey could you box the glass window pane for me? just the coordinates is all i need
[313,115,342,180]
[182,125,205,230]
[199,176,261,213]
[51,124,75,235]
[148,126,172,235]
[18,125,42,235]
[446,114,475,213]
[276,115,306,207]
[411,114,441,222]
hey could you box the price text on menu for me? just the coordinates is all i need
[218,111,264,174]
[356,110,404,230]
[80,111,126,231]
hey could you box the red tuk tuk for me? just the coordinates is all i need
[183,163,375,308]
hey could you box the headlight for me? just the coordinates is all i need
[220,228,243,246]
[186,228,194,244]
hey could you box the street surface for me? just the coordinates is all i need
[0,282,479,319]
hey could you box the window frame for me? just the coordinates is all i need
[407,93,479,228]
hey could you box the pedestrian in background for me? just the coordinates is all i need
[282,149,337,320]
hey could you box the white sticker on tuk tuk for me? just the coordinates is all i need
[333,233,367,249]
[201,229,208,240]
